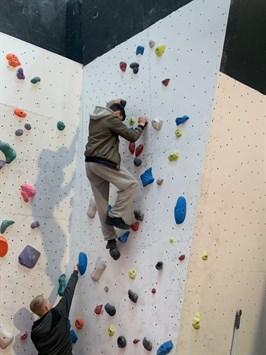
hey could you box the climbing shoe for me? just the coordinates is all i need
[105,215,130,230]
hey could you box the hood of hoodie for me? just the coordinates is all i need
[90,106,114,120]
[31,311,53,337]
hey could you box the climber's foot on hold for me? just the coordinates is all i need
[106,239,120,261]
[105,215,130,230]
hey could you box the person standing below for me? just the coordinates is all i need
[30,265,79,355]
[85,99,148,260]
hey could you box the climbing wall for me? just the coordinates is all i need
[176,73,266,355]
[68,0,231,354]
[0,33,82,354]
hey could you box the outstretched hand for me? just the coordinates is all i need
[138,115,148,127]
[74,264,79,273]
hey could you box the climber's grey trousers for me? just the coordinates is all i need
[85,162,138,241]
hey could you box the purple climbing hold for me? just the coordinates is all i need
[175,115,189,126]
[15,129,23,136]
[0,160,5,169]
[136,46,145,55]
[18,245,41,268]
[24,123,32,130]
[129,62,139,74]
[140,167,154,187]
[31,221,40,229]
[16,68,25,80]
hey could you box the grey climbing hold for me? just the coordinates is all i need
[143,337,152,351]
[133,157,142,167]
[128,289,138,303]
[156,178,164,185]
[105,303,116,316]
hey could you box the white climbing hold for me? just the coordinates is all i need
[152,118,163,130]
[0,325,14,349]
[91,257,106,281]
[87,196,96,218]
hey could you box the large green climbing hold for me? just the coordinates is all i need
[0,141,17,164]
[0,220,15,234]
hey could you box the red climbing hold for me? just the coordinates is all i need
[151,288,156,294]
[162,78,170,86]
[135,144,144,157]
[0,234,8,257]
[94,304,103,315]
[129,142,135,154]
[179,254,185,261]
[133,339,140,344]
[14,108,27,118]
[119,61,127,72]
[130,222,139,232]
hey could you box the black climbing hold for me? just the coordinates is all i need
[128,289,138,303]
[104,303,116,316]
[129,62,139,74]
[117,336,127,348]
[133,157,142,167]
[155,261,163,270]
[134,210,144,221]
[143,337,152,351]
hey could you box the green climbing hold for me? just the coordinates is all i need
[57,121,65,131]
[0,141,17,164]
[129,116,136,125]
[168,152,179,161]
[0,220,15,234]
[31,77,41,84]
[58,274,66,296]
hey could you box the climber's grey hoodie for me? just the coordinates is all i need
[31,271,78,355]
[85,106,144,169]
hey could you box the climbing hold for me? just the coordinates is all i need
[24,123,32,130]
[0,325,14,349]
[156,178,164,185]
[0,161,5,169]
[20,331,28,340]
[117,336,127,348]
[169,237,174,243]
[0,235,8,257]
[149,40,155,48]
[58,274,66,296]
[135,144,144,157]
[18,245,41,268]
[162,78,170,87]
[0,141,16,164]
[129,116,136,125]
[133,157,142,167]
[157,340,174,355]
[175,115,189,126]
[155,44,166,57]
[119,61,127,72]
[133,338,140,344]
[130,222,139,232]
[140,167,154,187]
[15,129,23,136]
[104,286,109,292]
[129,142,135,154]
[91,256,106,281]
[202,251,208,260]
[31,76,41,84]
[108,325,115,336]
[87,196,96,218]
[105,303,116,316]
[152,118,163,130]
[192,312,201,330]
[178,254,185,261]
[151,288,156,294]
[78,252,88,275]
[128,289,138,303]
[128,268,137,280]
[6,53,21,67]
[155,261,163,270]
[94,304,103,315]
[70,329,78,343]
[31,221,40,229]
[174,196,186,224]
[75,317,84,330]
[134,210,144,221]
[129,62,139,74]
[136,46,144,55]
[57,121,65,131]
[143,337,153,351]
[118,231,130,243]
[168,152,179,161]
[20,183,36,202]
[0,220,15,234]
[16,68,25,80]
[14,108,27,118]
[175,128,182,138]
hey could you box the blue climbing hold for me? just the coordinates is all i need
[175,115,189,126]
[118,231,130,243]
[70,329,78,343]
[136,45,145,55]
[174,196,186,224]
[78,252,88,275]
[140,167,154,187]
[157,340,174,355]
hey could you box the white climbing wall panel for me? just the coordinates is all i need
[69,0,231,354]
[0,33,82,354]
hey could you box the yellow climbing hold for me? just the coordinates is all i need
[168,152,179,161]
[155,44,166,57]
[169,237,174,243]
[129,116,136,125]
[108,324,115,336]
[202,251,208,260]
[192,312,201,330]
[175,128,182,138]
[128,268,137,279]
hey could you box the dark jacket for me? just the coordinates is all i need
[31,270,78,355]
[84,106,144,169]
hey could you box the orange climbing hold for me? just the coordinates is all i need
[0,234,8,257]
[75,317,84,330]
[6,53,21,67]
[14,108,27,118]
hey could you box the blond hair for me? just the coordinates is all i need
[30,295,45,316]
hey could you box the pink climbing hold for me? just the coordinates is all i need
[119,61,127,72]
[129,142,135,154]
[133,339,140,344]
[179,254,185,261]
[162,78,170,86]
[20,331,28,340]
[135,144,144,157]
[20,183,36,202]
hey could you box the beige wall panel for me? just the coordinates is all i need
[176,73,265,355]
